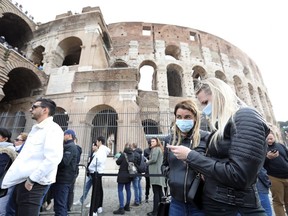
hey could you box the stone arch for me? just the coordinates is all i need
[111,59,128,68]
[0,11,34,51]
[56,36,83,66]
[2,67,43,102]
[0,55,47,93]
[192,65,207,79]
[87,105,117,155]
[0,1,35,31]
[29,45,45,66]
[139,60,157,91]
[243,66,252,80]
[215,70,227,83]
[165,44,180,60]
[166,63,183,97]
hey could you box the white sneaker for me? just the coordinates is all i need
[97,207,103,213]
[73,200,82,205]
[85,203,91,208]
[92,212,98,216]
[46,199,54,211]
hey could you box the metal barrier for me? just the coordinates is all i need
[88,172,165,216]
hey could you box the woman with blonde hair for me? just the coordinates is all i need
[162,100,209,216]
[168,78,270,215]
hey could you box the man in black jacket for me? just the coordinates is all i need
[52,129,78,216]
[264,131,288,216]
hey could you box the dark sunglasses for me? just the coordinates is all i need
[31,104,43,110]
[15,138,24,141]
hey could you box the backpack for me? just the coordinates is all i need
[136,154,147,174]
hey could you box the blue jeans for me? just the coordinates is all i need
[117,182,131,208]
[52,183,71,216]
[80,175,92,203]
[133,176,142,204]
[258,192,273,216]
[169,197,205,216]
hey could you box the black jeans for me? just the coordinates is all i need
[145,176,150,198]
[92,175,103,212]
[14,181,49,216]
[152,184,163,213]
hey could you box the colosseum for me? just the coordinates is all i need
[0,0,278,161]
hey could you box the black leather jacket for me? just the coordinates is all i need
[186,107,270,208]
[163,130,210,205]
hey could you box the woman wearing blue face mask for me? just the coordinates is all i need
[167,78,270,216]
[162,100,210,216]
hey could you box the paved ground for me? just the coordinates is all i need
[40,164,277,216]
[41,166,153,216]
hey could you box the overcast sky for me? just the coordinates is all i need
[15,0,287,121]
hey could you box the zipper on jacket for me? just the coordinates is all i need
[184,163,189,203]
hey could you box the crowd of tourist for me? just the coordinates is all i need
[0,78,287,216]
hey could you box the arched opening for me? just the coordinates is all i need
[91,109,118,155]
[167,64,183,97]
[2,67,42,102]
[53,107,69,131]
[57,37,82,66]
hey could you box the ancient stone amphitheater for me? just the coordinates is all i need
[0,0,278,160]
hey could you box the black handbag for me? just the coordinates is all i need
[157,186,170,216]
[187,172,204,209]
[157,194,170,216]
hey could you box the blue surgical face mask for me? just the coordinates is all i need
[202,103,212,117]
[176,119,194,133]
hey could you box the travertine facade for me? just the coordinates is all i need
[0,0,279,156]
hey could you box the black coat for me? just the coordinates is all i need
[116,148,140,183]
[186,107,270,208]
[56,140,78,184]
[162,130,209,205]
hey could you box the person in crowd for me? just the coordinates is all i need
[167,78,270,215]
[73,139,98,207]
[146,137,166,216]
[256,167,273,216]
[162,100,208,216]
[264,131,288,216]
[5,132,28,215]
[1,98,64,216]
[131,143,143,206]
[51,129,78,216]
[143,140,151,203]
[0,128,17,215]
[113,142,140,215]
[89,136,111,216]
[13,132,28,153]
[67,137,82,211]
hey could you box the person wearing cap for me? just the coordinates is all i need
[1,98,63,216]
[51,129,78,216]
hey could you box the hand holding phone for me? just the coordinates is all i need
[271,149,278,153]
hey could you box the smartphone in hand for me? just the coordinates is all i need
[271,149,278,153]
